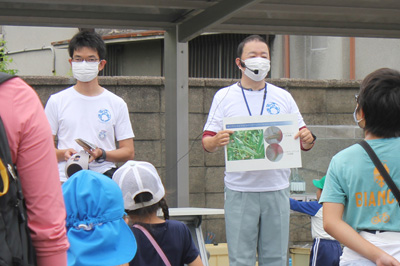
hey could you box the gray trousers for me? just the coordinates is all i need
[224,187,290,266]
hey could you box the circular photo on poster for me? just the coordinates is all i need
[266,143,284,162]
[264,126,283,144]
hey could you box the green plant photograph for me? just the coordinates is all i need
[227,129,265,161]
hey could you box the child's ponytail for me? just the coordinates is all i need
[159,198,169,220]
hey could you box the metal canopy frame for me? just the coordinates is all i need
[2,0,400,38]
[1,0,400,206]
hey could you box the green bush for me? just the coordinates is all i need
[0,40,18,75]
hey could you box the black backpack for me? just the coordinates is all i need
[0,73,37,266]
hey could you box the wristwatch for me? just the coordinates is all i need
[95,148,106,163]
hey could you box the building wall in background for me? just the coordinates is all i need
[271,35,400,80]
[120,40,163,76]
[4,26,400,81]
[355,37,400,79]
[2,26,78,76]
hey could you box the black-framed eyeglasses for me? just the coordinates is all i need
[71,57,100,63]
[354,94,359,103]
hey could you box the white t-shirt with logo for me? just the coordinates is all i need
[204,82,305,192]
[45,86,134,182]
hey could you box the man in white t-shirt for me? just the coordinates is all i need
[202,35,315,266]
[45,31,134,183]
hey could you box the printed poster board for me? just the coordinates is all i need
[223,114,302,172]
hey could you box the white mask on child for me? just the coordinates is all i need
[72,61,100,82]
[353,106,364,126]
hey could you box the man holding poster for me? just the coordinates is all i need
[202,35,316,266]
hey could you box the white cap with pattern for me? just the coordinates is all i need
[65,150,89,179]
[112,160,165,211]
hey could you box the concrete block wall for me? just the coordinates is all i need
[24,76,362,245]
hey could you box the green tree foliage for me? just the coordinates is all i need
[0,40,18,75]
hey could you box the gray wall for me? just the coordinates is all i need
[271,35,400,81]
[286,36,350,80]
[120,40,163,76]
[26,76,362,245]
[355,37,400,79]
[3,26,77,76]
[5,25,400,81]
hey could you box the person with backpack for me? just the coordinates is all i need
[112,160,204,266]
[0,73,69,265]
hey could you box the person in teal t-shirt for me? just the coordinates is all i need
[320,68,400,266]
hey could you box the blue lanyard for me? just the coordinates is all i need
[239,82,267,116]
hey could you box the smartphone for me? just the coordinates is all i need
[75,138,97,151]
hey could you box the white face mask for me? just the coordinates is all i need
[72,61,100,82]
[241,57,270,82]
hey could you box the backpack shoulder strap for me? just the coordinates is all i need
[0,72,20,185]
[0,79,18,195]
[0,117,13,196]
[0,72,16,85]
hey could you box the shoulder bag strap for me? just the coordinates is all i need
[0,117,11,196]
[0,72,16,84]
[133,224,172,266]
[359,140,400,206]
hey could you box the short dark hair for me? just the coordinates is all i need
[68,31,106,60]
[358,68,400,138]
[237,34,269,58]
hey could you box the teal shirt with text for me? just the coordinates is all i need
[320,138,400,232]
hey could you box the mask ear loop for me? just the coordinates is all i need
[98,60,106,72]
[353,105,365,126]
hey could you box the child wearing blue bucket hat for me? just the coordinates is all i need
[113,160,204,266]
[290,176,342,266]
[62,170,137,266]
